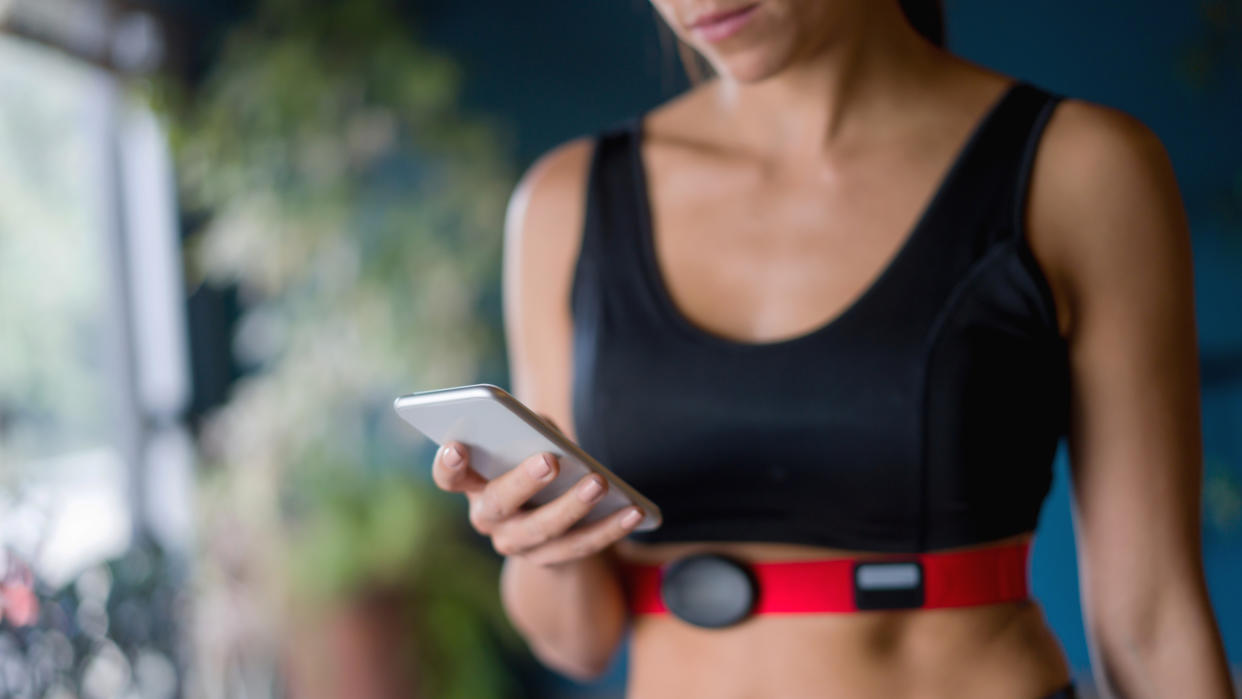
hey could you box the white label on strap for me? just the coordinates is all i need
[856,563,921,590]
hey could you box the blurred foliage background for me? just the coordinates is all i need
[161,0,521,696]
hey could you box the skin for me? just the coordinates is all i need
[431,0,1236,696]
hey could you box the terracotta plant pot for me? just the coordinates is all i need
[285,588,421,699]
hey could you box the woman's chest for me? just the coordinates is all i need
[642,156,947,346]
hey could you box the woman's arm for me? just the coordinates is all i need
[1029,101,1234,698]
[494,136,632,680]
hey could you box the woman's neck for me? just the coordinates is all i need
[709,2,943,164]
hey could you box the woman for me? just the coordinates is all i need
[432,1,1235,696]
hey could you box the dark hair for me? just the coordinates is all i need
[665,0,947,84]
[899,0,946,48]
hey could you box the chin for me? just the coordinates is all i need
[651,0,813,84]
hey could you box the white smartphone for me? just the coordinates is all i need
[393,383,662,532]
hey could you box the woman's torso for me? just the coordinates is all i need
[613,536,1069,698]
[566,64,1075,698]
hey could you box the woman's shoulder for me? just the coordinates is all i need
[1038,94,1172,186]
[503,135,598,273]
[1026,90,1185,338]
[510,135,596,221]
[1033,91,1180,236]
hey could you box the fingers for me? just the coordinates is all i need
[432,439,642,568]
[431,442,487,494]
[467,451,560,534]
[490,474,609,555]
[520,505,645,568]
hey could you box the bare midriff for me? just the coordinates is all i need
[613,533,1072,699]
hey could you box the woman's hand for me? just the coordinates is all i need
[430,437,644,568]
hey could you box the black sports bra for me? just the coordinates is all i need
[570,82,1070,553]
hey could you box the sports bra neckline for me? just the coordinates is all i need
[627,79,1028,352]
[572,80,1069,553]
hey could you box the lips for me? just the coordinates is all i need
[687,3,760,42]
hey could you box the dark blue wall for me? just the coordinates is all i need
[419,0,1242,690]
[419,0,682,166]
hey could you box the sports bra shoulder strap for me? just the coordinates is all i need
[1009,83,1065,237]
[573,117,646,319]
[916,81,1065,246]
[583,117,644,241]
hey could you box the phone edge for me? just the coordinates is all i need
[394,383,663,531]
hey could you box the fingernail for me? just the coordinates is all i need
[442,445,462,469]
[527,453,553,480]
[577,476,605,503]
[621,508,642,528]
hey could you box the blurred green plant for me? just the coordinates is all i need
[152,0,522,696]
[1181,0,1242,88]
[277,467,513,698]
[1182,0,1242,236]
